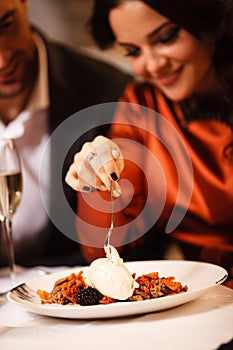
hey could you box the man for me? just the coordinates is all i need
[0,0,132,266]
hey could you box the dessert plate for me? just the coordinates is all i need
[7,260,227,319]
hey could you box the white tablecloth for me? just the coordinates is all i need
[0,266,233,350]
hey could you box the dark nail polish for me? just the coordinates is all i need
[110,172,118,181]
[82,186,91,192]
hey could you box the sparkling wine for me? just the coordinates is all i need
[0,171,22,220]
[0,139,22,289]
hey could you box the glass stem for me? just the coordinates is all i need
[5,218,16,285]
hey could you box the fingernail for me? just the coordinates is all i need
[113,187,121,197]
[99,184,107,191]
[113,189,121,197]
[111,172,118,181]
[82,186,91,192]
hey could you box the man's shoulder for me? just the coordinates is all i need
[33,27,132,84]
[46,40,132,83]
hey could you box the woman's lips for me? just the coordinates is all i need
[156,67,183,86]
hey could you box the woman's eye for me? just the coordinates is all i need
[158,26,180,44]
[124,47,140,57]
[0,19,13,31]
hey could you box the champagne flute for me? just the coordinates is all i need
[0,139,22,287]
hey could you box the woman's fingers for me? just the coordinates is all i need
[65,163,80,190]
[82,138,124,195]
[65,136,124,196]
[66,157,106,191]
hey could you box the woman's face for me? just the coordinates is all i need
[109,1,216,101]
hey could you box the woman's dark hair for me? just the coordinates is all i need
[89,0,233,87]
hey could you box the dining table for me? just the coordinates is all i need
[0,264,233,350]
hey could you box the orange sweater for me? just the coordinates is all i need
[77,82,233,280]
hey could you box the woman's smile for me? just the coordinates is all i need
[154,66,184,86]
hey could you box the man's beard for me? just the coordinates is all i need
[0,48,38,100]
[0,83,30,99]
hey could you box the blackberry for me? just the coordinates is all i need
[76,287,103,306]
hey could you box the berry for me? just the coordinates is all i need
[76,287,103,306]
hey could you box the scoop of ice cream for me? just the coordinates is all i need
[87,246,135,300]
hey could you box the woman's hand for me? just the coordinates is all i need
[65,136,124,197]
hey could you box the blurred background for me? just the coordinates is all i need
[28,0,131,73]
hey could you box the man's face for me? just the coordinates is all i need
[0,0,37,98]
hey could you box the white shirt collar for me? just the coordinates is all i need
[26,32,50,113]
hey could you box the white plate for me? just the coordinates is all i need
[7,260,228,319]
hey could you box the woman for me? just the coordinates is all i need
[65,0,233,285]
